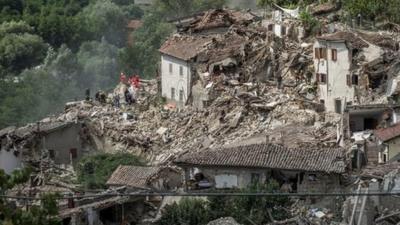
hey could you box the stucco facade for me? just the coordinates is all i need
[161,54,192,107]
[314,40,355,113]
[0,149,22,174]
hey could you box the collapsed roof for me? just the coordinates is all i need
[316,31,369,49]
[159,35,213,61]
[106,165,176,189]
[175,143,346,174]
[374,122,400,142]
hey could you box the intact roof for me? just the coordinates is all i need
[175,143,346,174]
[106,165,166,189]
[374,123,400,142]
[126,20,143,30]
[159,35,214,61]
[317,31,369,49]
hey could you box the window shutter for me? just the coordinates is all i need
[346,74,351,86]
[331,49,337,61]
[316,73,320,82]
[315,48,320,59]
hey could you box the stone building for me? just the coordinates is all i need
[175,143,346,193]
[0,121,92,174]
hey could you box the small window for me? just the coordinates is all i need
[317,73,327,84]
[281,26,286,36]
[251,173,260,184]
[352,74,358,85]
[70,148,77,159]
[383,153,388,163]
[335,99,342,114]
[179,90,184,101]
[268,24,274,31]
[169,63,173,74]
[171,88,175,100]
[320,99,325,104]
[179,66,183,76]
[331,49,337,61]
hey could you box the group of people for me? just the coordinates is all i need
[112,72,141,108]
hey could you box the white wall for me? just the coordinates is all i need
[0,150,22,174]
[314,40,354,113]
[161,54,191,106]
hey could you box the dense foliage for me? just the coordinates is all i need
[157,181,290,225]
[77,153,145,189]
[0,168,61,225]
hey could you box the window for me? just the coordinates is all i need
[281,26,286,36]
[352,74,359,85]
[171,88,175,100]
[314,48,327,59]
[320,99,325,104]
[331,49,337,61]
[179,90,184,102]
[316,73,327,84]
[308,174,317,181]
[169,63,173,74]
[251,173,260,184]
[335,99,342,114]
[179,66,183,76]
[70,148,77,159]
[268,24,274,31]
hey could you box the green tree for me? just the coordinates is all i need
[157,198,210,225]
[81,0,127,47]
[344,0,386,22]
[0,21,48,77]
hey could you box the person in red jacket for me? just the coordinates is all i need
[132,75,140,89]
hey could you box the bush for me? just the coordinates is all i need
[157,198,210,225]
[77,153,145,189]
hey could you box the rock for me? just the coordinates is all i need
[207,217,241,225]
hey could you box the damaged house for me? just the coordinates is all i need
[314,31,369,113]
[159,9,257,108]
[175,143,346,193]
[106,165,181,191]
[0,121,93,174]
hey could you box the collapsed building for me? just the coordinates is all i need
[2,5,400,225]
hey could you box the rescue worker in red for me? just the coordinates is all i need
[120,72,127,83]
[132,75,140,89]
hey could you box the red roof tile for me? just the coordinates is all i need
[159,35,214,61]
[374,123,400,142]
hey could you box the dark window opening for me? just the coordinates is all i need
[49,149,55,159]
[335,99,342,114]
[308,174,317,181]
[383,154,387,163]
[268,24,274,31]
[364,118,378,130]
[320,99,325,104]
[352,75,359,85]
[317,73,327,84]
[70,148,77,159]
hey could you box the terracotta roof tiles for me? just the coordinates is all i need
[374,122,400,142]
[106,165,162,189]
[175,143,346,174]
